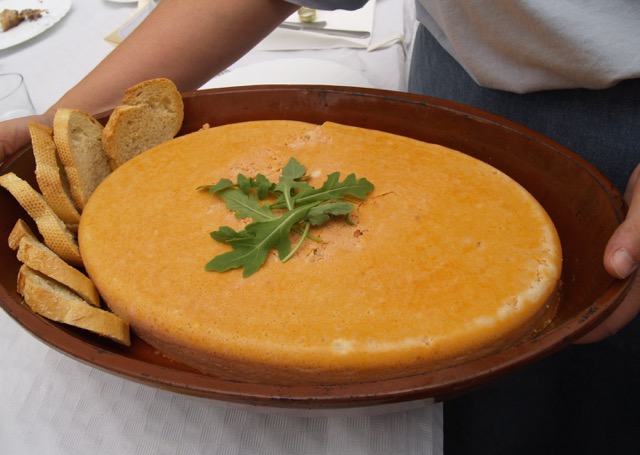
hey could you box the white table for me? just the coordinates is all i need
[3,0,416,114]
[1,1,443,454]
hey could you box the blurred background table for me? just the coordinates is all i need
[2,0,416,113]
[0,1,445,454]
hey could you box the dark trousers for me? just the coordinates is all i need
[409,24,640,454]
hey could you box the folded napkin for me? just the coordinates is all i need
[104,0,157,45]
[257,1,376,51]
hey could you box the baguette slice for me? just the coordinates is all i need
[0,172,82,267]
[53,108,111,211]
[30,122,81,230]
[17,265,130,346]
[13,230,100,307]
[8,218,37,250]
[102,78,184,168]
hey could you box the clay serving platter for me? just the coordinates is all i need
[0,86,633,410]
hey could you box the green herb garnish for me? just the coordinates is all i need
[200,157,374,277]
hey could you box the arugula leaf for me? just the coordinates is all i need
[199,178,234,195]
[203,157,374,277]
[306,202,354,225]
[236,174,252,195]
[254,174,275,200]
[218,188,275,222]
[235,173,275,199]
[274,157,309,210]
[205,204,317,277]
[291,172,374,206]
[210,225,253,243]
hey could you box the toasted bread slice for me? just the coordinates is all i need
[0,172,82,267]
[30,122,81,230]
[17,265,130,346]
[15,233,100,307]
[102,78,184,168]
[53,108,111,211]
[8,218,37,250]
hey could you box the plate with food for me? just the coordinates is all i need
[0,82,633,411]
[0,0,72,50]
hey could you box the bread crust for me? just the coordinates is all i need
[0,172,82,266]
[17,265,130,346]
[8,218,37,250]
[30,122,81,230]
[53,108,111,211]
[3,78,185,350]
[102,78,184,168]
[15,233,100,307]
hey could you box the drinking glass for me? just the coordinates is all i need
[0,73,36,121]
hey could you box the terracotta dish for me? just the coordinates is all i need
[0,86,633,410]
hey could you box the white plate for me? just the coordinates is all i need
[0,0,72,50]
[203,58,374,90]
[104,0,137,3]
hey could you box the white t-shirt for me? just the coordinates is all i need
[288,0,640,93]
[416,0,640,92]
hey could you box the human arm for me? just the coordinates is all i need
[0,115,33,163]
[0,0,299,162]
[577,163,640,343]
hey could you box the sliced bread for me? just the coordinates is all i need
[15,232,100,307]
[53,108,111,211]
[17,265,130,346]
[30,122,81,231]
[102,78,184,168]
[8,218,37,250]
[0,172,82,267]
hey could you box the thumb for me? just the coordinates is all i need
[604,164,640,279]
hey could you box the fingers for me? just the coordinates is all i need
[604,164,640,279]
[0,116,40,163]
[579,164,640,344]
[576,271,640,343]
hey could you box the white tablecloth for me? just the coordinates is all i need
[3,0,416,113]
[1,1,444,454]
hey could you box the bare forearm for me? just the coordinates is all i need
[46,0,298,117]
